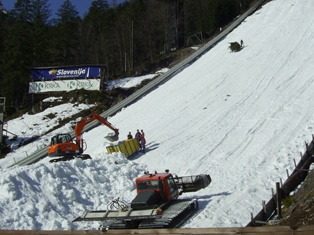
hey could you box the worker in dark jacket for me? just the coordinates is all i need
[127,132,133,139]
[140,129,146,153]
[135,129,141,143]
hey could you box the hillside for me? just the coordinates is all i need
[0,0,313,230]
[279,169,314,228]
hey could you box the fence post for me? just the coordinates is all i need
[250,212,255,226]
[262,200,267,222]
[276,182,282,219]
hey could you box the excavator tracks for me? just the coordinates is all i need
[49,154,91,163]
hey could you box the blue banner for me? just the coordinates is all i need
[32,66,101,81]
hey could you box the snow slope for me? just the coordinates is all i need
[1,0,314,230]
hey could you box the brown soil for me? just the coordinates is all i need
[279,168,314,229]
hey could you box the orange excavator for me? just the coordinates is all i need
[48,111,119,163]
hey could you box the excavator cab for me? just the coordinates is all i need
[48,133,82,159]
[50,133,72,145]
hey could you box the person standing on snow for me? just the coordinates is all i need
[140,129,146,153]
[127,132,133,139]
[135,129,141,143]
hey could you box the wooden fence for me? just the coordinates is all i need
[247,135,314,226]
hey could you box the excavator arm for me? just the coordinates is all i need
[75,112,119,149]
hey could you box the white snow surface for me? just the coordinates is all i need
[1,0,314,230]
[106,68,169,90]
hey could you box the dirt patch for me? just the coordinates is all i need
[279,167,314,228]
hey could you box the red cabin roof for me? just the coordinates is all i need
[136,172,172,183]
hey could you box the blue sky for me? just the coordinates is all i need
[1,0,122,18]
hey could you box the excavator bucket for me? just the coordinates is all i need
[105,132,119,142]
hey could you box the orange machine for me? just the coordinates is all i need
[48,111,119,162]
[74,170,211,229]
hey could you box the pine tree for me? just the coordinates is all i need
[215,0,239,27]
[82,0,110,64]
[30,0,52,66]
[0,0,7,14]
[1,0,34,113]
[53,0,80,65]
[0,0,8,102]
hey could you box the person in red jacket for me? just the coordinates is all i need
[140,129,146,153]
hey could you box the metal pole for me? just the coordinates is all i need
[0,97,6,144]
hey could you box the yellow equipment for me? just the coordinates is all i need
[107,138,140,158]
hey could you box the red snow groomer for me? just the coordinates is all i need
[73,170,211,229]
